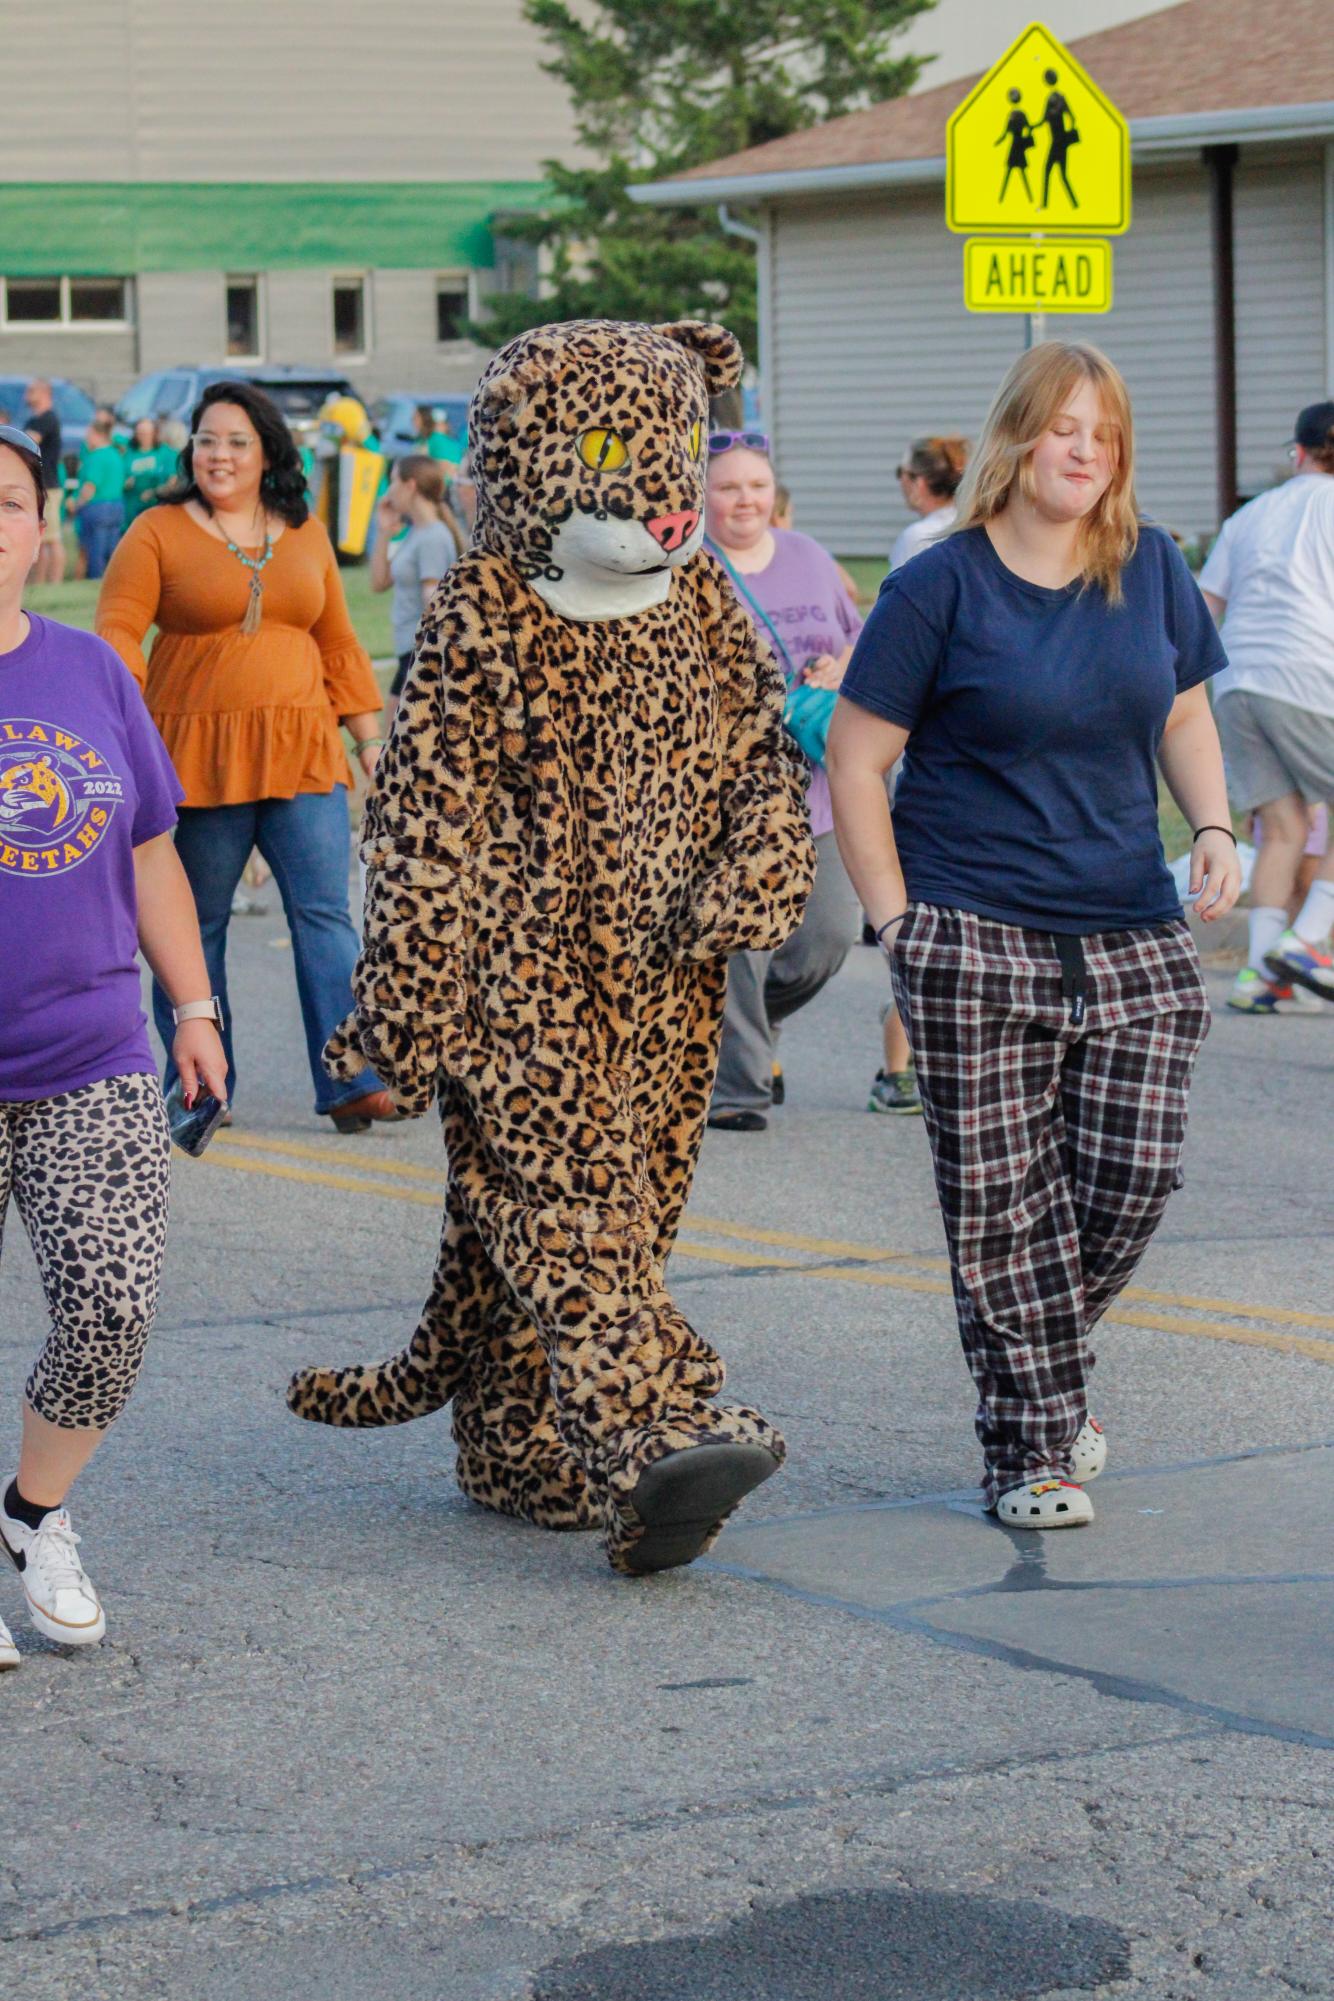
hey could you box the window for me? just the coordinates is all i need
[0,276,131,327]
[225,276,261,359]
[491,235,539,300]
[332,277,367,358]
[435,275,469,344]
[5,279,61,323]
[69,278,128,322]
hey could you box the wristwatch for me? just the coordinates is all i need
[172,997,225,1031]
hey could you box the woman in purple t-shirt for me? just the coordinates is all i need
[0,426,227,1668]
[703,433,863,1128]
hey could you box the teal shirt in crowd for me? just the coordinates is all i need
[81,445,126,503]
[124,444,178,519]
[427,431,464,466]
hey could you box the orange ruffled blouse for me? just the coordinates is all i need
[96,506,382,808]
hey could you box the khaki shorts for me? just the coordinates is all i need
[41,489,63,546]
[1215,687,1334,811]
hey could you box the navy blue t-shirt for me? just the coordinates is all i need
[840,524,1228,934]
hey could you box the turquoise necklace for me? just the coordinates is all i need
[226,531,274,635]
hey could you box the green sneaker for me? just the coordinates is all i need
[867,1068,921,1115]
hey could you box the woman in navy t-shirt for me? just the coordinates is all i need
[0,426,226,1667]
[826,343,1240,1531]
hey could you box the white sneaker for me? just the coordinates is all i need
[1071,1416,1107,1482]
[0,1502,106,1646]
[0,1611,17,1670]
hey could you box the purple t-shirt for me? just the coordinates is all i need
[0,615,183,1101]
[713,528,863,837]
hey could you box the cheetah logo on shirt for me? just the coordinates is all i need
[0,719,125,877]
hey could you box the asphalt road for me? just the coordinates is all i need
[1,891,1331,2001]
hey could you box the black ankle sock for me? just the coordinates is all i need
[3,1479,52,1530]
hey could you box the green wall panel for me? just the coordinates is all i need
[0,182,546,273]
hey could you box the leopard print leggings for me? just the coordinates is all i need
[0,1071,171,1430]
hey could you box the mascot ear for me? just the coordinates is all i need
[654,320,744,397]
[472,352,548,437]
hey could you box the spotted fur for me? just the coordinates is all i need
[287,320,815,1571]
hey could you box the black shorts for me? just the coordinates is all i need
[389,648,415,698]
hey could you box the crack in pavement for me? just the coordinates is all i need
[0,1721,1221,1947]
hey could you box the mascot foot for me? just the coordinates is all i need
[602,1404,785,1576]
[619,1441,779,1575]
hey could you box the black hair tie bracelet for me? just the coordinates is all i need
[1192,824,1237,844]
[875,913,908,947]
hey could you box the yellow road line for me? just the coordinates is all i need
[213,1126,442,1184]
[199,1144,1334,1366]
[687,1213,1334,1334]
[202,1148,441,1207]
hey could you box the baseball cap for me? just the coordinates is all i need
[0,422,46,515]
[1293,400,1334,449]
[0,422,43,473]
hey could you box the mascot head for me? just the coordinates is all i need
[468,318,742,622]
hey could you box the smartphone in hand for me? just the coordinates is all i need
[164,1077,228,1157]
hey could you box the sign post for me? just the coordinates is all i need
[946,21,1130,327]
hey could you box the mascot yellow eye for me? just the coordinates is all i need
[687,420,704,461]
[576,428,630,473]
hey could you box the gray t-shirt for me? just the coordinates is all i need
[389,518,457,656]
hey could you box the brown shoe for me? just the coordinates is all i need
[325,1088,404,1134]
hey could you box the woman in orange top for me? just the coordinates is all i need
[97,380,395,1131]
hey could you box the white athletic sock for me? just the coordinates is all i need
[1248,906,1288,977]
[1293,878,1334,947]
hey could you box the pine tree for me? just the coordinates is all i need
[476,0,936,356]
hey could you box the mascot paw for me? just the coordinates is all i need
[675,865,777,965]
[322,1007,454,1115]
[601,1404,785,1575]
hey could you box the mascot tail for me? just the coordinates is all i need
[287,1322,470,1429]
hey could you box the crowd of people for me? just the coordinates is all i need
[0,336,1330,1660]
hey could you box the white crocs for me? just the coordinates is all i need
[0,1611,17,1670]
[995,1479,1094,1529]
[1071,1417,1107,1483]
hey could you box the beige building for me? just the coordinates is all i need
[637,0,1334,555]
[0,0,578,399]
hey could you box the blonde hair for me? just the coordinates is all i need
[953,341,1138,603]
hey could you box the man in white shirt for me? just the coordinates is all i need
[1200,400,1334,1010]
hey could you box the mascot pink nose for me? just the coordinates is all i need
[646,508,700,553]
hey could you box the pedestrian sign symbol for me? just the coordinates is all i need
[946,22,1131,236]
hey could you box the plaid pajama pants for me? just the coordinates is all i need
[889,905,1210,1507]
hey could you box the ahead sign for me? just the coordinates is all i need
[964,237,1112,313]
[946,21,1131,237]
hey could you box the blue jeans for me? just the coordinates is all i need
[79,501,125,578]
[153,787,378,1115]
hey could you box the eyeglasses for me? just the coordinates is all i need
[707,430,770,457]
[191,433,258,455]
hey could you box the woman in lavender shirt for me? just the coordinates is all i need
[703,434,863,1128]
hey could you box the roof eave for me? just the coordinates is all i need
[629,100,1334,207]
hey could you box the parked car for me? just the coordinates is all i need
[370,392,471,465]
[115,365,358,444]
[0,375,96,473]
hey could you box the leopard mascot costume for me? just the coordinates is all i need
[287,319,815,1574]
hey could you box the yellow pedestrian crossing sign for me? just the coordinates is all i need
[946,21,1131,236]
